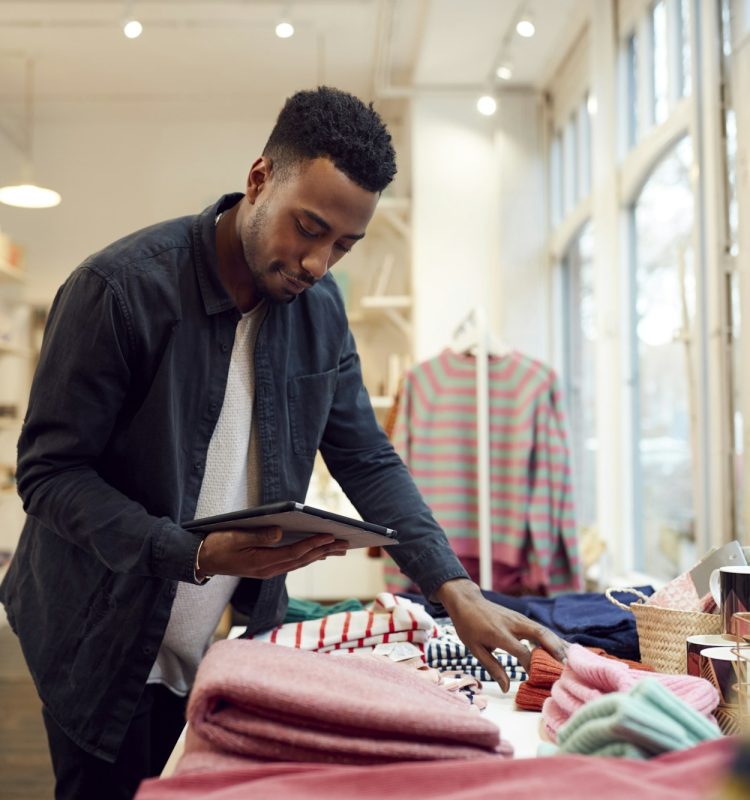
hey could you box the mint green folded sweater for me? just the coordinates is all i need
[555,677,721,758]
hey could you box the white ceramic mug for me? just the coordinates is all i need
[709,566,750,639]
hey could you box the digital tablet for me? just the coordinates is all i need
[183,500,399,549]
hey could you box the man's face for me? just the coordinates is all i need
[240,157,379,304]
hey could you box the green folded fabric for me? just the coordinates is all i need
[538,740,645,759]
[557,678,721,758]
[283,596,365,623]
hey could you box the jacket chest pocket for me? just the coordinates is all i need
[287,368,338,456]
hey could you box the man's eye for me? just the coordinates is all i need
[295,220,316,238]
[335,242,351,254]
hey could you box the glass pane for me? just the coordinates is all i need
[578,96,592,199]
[633,137,694,578]
[550,133,563,227]
[563,222,597,531]
[563,114,578,214]
[680,0,691,96]
[653,1,669,124]
[730,269,743,539]
[627,33,639,147]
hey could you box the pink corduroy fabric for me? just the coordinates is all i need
[135,737,736,800]
[181,638,512,769]
[542,644,720,739]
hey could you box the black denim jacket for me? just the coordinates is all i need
[0,194,468,761]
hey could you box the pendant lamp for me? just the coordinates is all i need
[0,57,61,209]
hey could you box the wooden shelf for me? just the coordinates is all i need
[0,342,34,358]
[370,395,394,409]
[360,295,412,310]
[0,418,22,431]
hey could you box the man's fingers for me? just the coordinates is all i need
[473,645,511,693]
[245,525,284,545]
[518,622,568,664]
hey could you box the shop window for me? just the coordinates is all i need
[562,114,578,216]
[550,132,563,227]
[562,222,597,532]
[679,0,691,96]
[631,137,695,578]
[578,96,592,200]
[626,33,639,148]
[652,1,669,125]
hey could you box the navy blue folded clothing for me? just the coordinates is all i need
[398,587,654,662]
[525,587,654,661]
[527,587,655,636]
[396,590,531,618]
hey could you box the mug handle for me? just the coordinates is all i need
[709,568,723,607]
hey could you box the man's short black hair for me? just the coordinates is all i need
[263,86,397,193]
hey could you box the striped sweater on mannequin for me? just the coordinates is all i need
[385,348,581,596]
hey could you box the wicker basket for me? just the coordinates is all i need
[606,587,722,674]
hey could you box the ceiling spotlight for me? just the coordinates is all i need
[476,95,497,116]
[123,19,143,39]
[587,94,598,115]
[275,21,295,38]
[496,64,513,81]
[516,17,535,38]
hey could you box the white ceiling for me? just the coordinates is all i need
[0,0,590,129]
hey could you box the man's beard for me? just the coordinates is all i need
[241,206,314,304]
[240,203,291,304]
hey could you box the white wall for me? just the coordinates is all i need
[0,109,275,304]
[410,92,547,363]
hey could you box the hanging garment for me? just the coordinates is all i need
[388,349,581,595]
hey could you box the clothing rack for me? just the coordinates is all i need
[451,307,493,590]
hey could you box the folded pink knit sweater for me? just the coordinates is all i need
[182,638,511,769]
[542,644,719,739]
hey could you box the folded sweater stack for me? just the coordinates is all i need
[177,638,512,775]
[515,646,653,711]
[542,644,720,740]
[551,678,721,758]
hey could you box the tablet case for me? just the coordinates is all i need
[183,500,399,549]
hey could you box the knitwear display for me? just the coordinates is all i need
[181,638,512,768]
[135,737,737,800]
[542,644,720,739]
[554,678,721,758]
[247,592,437,653]
[515,646,653,712]
[387,349,581,595]
[425,620,527,683]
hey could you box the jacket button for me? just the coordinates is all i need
[209,402,217,412]
[221,343,229,353]
[193,461,203,472]
[142,645,154,656]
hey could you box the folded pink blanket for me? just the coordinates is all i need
[542,644,719,739]
[182,639,511,768]
[136,737,736,800]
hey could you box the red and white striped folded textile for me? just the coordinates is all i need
[247,592,439,653]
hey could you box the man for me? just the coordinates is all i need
[0,87,566,799]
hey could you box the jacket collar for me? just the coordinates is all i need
[192,192,244,316]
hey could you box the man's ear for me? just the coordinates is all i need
[246,156,273,203]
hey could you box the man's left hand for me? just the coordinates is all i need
[433,578,568,692]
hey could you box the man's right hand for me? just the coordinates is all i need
[195,526,348,581]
